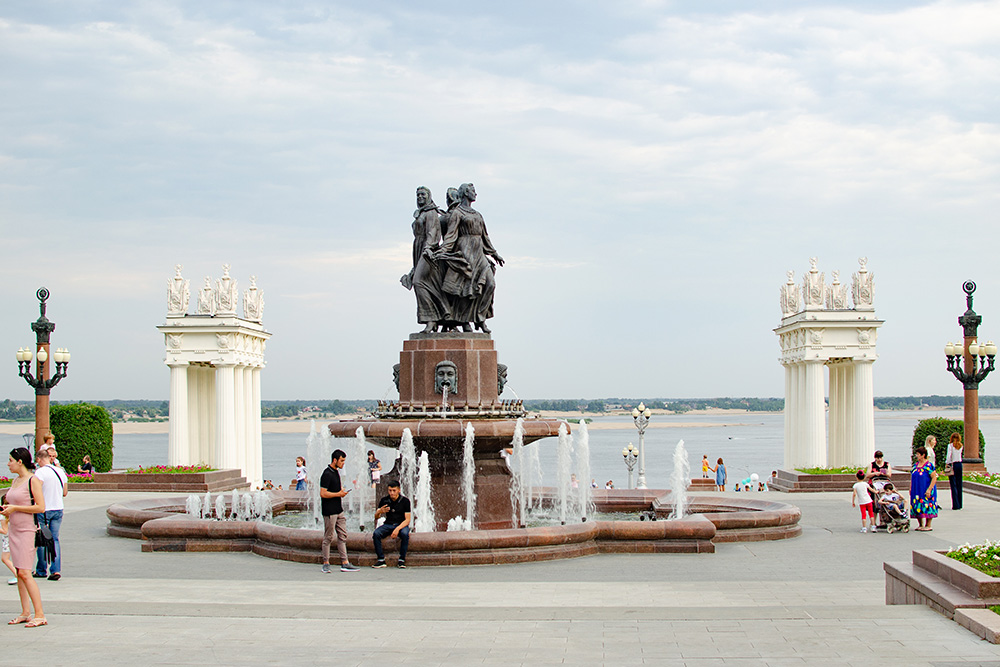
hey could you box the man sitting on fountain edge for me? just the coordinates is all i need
[372,481,411,569]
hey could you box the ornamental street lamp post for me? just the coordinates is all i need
[15,288,71,450]
[621,442,638,489]
[943,281,994,468]
[631,402,653,489]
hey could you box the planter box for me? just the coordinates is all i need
[771,468,911,493]
[71,469,250,493]
[885,549,1000,643]
[965,481,1000,502]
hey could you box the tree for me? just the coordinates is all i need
[50,403,114,473]
[911,418,984,470]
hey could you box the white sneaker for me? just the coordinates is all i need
[6,577,15,585]
[860,527,867,533]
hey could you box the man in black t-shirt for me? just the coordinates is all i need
[371,480,411,569]
[319,449,359,573]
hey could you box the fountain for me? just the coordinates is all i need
[413,450,435,532]
[668,440,691,520]
[108,183,804,565]
[575,420,592,522]
[556,422,572,524]
[398,428,417,500]
[185,494,201,518]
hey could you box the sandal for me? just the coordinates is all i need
[25,617,47,628]
[8,615,31,625]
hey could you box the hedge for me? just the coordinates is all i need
[911,417,984,470]
[50,403,114,473]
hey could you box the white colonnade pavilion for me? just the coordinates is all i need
[157,265,270,487]
[775,258,883,470]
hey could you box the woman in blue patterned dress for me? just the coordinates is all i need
[910,441,939,531]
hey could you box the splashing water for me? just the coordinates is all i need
[253,490,273,522]
[526,438,542,510]
[556,422,572,524]
[413,451,435,532]
[447,516,472,531]
[461,422,476,528]
[231,488,239,521]
[305,421,333,528]
[202,492,212,519]
[509,417,526,527]
[398,428,417,500]
[185,495,201,518]
[215,494,226,520]
[350,426,371,531]
[575,420,592,522]
[668,439,691,520]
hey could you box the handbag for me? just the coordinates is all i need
[945,463,954,476]
[28,479,56,562]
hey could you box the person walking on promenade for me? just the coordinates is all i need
[851,470,876,533]
[911,442,939,531]
[294,457,307,491]
[946,432,964,510]
[372,480,411,569]
[1,447,47,626]
[320,449,358,573]
[33,444,67,580]
[713,458,727,492]
[702,455,710,479]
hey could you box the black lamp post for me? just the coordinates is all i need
[621,442,638,489]
[943,281,994,466]
[15,288,71,449]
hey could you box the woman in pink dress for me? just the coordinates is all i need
[1,447,46,626]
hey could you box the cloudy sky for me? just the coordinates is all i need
[1,1,998,401]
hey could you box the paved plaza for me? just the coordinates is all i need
[3,490,1000,666]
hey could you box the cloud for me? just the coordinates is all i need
[1,1,998,400]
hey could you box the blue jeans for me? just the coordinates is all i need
[372,523,409,561]
[35,509,63,575]
[295,479,306,491]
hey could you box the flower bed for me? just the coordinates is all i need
[125,464,215,474]
[966,471,1000,489]
[1,473,93,488]
[948,540,1000,578]
[796,466,861,475]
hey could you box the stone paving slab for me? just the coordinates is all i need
[2,490,1000,666]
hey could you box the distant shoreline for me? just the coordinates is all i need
[0,404,975,437]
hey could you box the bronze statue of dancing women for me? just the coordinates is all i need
[438,183,504,333]
[401,187,451,333]
[402,183,503,333]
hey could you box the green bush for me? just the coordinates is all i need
[50,403,114,473]
[911,417,984,469]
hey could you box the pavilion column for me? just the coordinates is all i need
[783,363,795,469]
[794,362,806,468]
[168,362,189,466]
[828,363,840,467]
[838,363,850,467]
[234,364,246,477]
[216,364,238,470]
[199,367,216,466]
[186,367,200,464]
[852,359,876,466]
[803,359,827,468]
[243,366,260,487]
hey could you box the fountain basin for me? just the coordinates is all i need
[107,491,801,566]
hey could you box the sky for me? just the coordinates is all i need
[1,0,999,401]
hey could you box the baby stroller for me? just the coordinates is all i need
[874,486,910,533]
